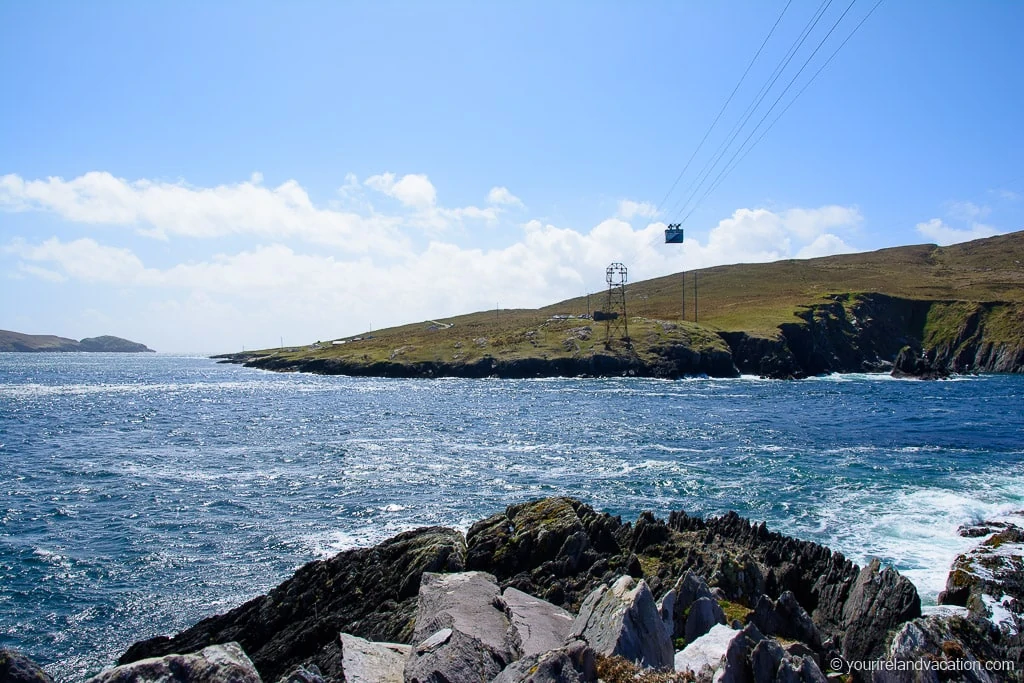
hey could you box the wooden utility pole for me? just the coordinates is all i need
[682,271,686,322]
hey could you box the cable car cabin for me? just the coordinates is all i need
[665,226,684,244]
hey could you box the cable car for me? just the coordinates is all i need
[665,223,684,244]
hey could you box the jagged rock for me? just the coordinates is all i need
[676,570,716,611]
[276,663,325,683]
[751,591,824,649]
[119,527,466,683]
[840,559,921,664]
[750,638,827,683]
[0,649,54,683]
[87,643,260,683]
[502,587,574,658]
[708,552,766,604]
[632,511,671,552]
[491,641,597,683]
[665,570,717,639]
[891,345,950,380]
[112,500,933,683]
[465,497,626,608]
[685,597,727,643]
[567,576,673,670]
[404,571,519,683]
[657,587,676,639]
[876,614,1015,683]
[938,521,1024,642]
[337,634,408,683]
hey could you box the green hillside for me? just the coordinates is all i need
[219,231,1024,378]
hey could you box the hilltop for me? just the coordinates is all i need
[216,231,1024,378]
[0,330,155,353]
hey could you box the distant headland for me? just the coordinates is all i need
[215,231,1024,379]
[0,330,155,353]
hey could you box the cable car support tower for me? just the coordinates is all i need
[600,262,630,349]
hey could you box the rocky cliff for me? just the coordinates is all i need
[722,293,1024,378]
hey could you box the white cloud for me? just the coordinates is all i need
[915,218,1000,246]
[796,233,856,259]
[6,237,152,284]
[780,205,862,240]
[698,205,861,264]
[990,189,1020,202]
[487,186,523,207]
[16,263,66,283]
[362,172,509,232]
[617,199,659,221]
[365,172,437,209]
[7,202,861,318]
[0,172,406,253]
[3,170,866,351]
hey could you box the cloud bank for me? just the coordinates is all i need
[2,171,863,351]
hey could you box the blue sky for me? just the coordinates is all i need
[2,1,1022,352]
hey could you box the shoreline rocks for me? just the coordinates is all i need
[11,499,1024,683]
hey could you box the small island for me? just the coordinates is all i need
[0,330,155,353]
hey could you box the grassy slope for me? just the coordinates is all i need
[243,231,1024,366]
[0,330,80,352]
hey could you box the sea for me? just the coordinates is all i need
[1,353,1022,681]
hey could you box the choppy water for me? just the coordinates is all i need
[1,353,1022,681]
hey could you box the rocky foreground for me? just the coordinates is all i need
[4,498,1022,683]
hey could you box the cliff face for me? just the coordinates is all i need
[722,294,1024,378]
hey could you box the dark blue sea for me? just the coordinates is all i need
[1,353,1023,681]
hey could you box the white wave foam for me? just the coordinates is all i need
[810,472,1024,603]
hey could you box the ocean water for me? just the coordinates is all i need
[1,353,1022,681]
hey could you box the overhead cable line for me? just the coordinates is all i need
[654,0,794,215]
[666,0,835,220]
[699,0,885,204]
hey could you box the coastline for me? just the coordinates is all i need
[12,498,1020,682]
[212,293,1024,381]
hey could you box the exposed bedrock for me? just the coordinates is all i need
[96,498,1024,683]
[118,526,466,682]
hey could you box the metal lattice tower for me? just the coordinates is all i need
[603,262,629,348]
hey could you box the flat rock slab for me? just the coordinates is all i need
[86,642,261,683]
[674,624,738,676]
[405,571,519,683]
[568,575,673,670]
[339,634,408,683]
[502,587,574,658]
